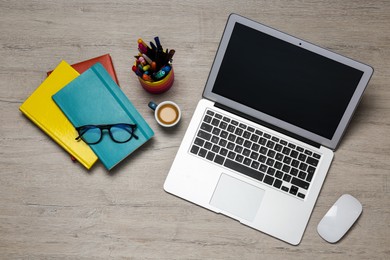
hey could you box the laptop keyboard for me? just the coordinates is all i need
[189,109,322,200]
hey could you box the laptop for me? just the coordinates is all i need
[164,14,373,245]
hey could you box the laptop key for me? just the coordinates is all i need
[289,185,298,195]
[220,131,228,139]
[313,153,321,159]
[275,171,283,179]
[291,177,310,190]
[219,139,227,147]
[273,179,282,188]
[264,175,274,185]
[190,145,200,155]
[243,131,251,139]
[204,115,212,123]
[211,135,219,144]
[201,123,213,132]
[241,148,249,157]
[243,157,252,166]
[235,155,244,163]
[234,145,243,153]
[227,151,236,159]
[206,110,214,116]
[267,168,276,176]
[306,156,319,166]
[236,137,244,145]
[223,117,230,123]
[227,125,235,133]
[198,148,207,158]
[282,174,292,182]
[224,159,264,182]
[306,168,315,182]
[290,168,299,176]
[259,137,267,145]
[235,128,243,136]
[206,151,215,161]
[252,143,260,151]
[258,155,267,163]
[220,148,228,156]
[251,161,260,169]
[215,113,223,119]
[194,137,204,147]
[212,144,220,153]
[227,142,235,150]
[197,130,211,141]
[219,121,228,130]
[244,140,252,148]
[211,118,220,126]
[204,142,212,150]
[239,123,247,129]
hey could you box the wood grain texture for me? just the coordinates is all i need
[0,0,389,259]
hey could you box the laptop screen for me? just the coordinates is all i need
[204,14,373,149]
[212,23,364,140]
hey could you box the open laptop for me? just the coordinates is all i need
[164,14,373,245]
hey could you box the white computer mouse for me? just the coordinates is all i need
[317,194,362,243]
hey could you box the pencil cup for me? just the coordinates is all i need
[138,67,174,94]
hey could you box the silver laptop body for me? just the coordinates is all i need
[164,14,373,245]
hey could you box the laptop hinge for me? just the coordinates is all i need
[214,102,321,149]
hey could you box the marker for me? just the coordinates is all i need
[161,65,171,73]
[132,65,143,77]
[154,36,163,51]
[150,41,157,51]
[138,56,146,65]
[153,69,166,80]
[138,38,148,48]
[142,53,153,64]
[142,65,150,71]
[150,61,157,71]
[138,43,148,54]
[142,73,152,81]
[167,49,175,62]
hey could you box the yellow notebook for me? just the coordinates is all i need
[19,61,98,169]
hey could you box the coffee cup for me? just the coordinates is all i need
[148,101,181,127]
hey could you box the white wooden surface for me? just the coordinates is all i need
[0,0,389,259]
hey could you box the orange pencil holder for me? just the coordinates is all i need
[138,67,174,94]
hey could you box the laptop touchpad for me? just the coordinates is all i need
[210,173,265,222]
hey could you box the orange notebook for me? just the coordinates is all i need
[47,54,119,85]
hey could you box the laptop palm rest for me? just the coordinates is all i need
[210,173,265,222]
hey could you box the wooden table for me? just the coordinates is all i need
[1,1,389,259]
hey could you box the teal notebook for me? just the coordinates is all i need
[52,63,154,170]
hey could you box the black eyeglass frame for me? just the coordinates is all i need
[75,123,139,145]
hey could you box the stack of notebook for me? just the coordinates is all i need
[20,54,154,170]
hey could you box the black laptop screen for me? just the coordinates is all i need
[212,23,364,139]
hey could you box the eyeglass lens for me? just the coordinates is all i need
[110,124,134,142]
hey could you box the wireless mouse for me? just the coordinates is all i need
[317,194,362,243]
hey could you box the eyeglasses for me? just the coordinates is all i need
[75,124,139,145]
